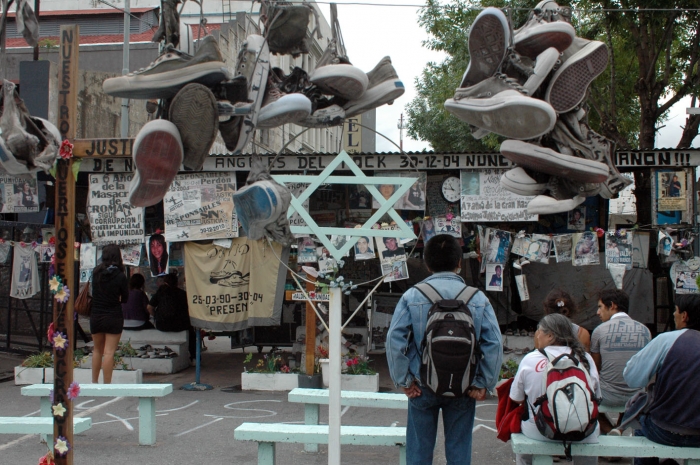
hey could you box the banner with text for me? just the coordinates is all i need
[460,169,538,222]
[88,173,144,245]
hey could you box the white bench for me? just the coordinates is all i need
[599,404,625,414]
[21,383,173,446]
[511,433,700,465]
[288,388,407,452]
[0,417,92,445]
[234,422,406,465]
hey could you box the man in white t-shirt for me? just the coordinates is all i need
[591,289,651,434]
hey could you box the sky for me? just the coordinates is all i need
[318,0,699,153]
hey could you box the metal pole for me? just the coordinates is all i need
[120,0,130,138]
[328,287,342,465]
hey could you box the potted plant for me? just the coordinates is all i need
[319,353,380,392]
[241,351,299,391]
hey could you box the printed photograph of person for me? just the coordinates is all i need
[349,185,371,209]
[422,218,436,244]
[377,236,406,260]
[485,229,511,264]
[15,180,38,208]
[148,234,169,277]
[384,260,409,283]
[568,207,585,231]
[486,264,503,292]
[401,173,426,210]
[331,235,349,253]
[434,216,461,238]
[298,237,317,263]
[40,245,55,263]
[676,271,686,290]
[372,183,398,209]
[460,171,480,196]
[524,234,551,264]
[354,236,375,260]
[573,231,600,266]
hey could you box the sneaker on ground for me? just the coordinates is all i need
[309,39,368,101]
[500,139,609,183]
[257,72,312,128]
[445,75,556,140]
[261,0,319,56]
[344,56,405,118]
[103,35,231,100]
[500,166,548,196]
[460,7,511,88]
[526,194,585,215]
[129,119,183,208]
[545,37,609,113]
[513,9,575,59]
[168,83,218,171]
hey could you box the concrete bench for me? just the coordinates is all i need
[234,422,406,465]
[288,388,407,452]
[21,383,173,446]
[118,330,190,374]
[511,433,700,465]
[0,417,92,445]
[599,404,625,414]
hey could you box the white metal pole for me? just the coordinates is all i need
[120,0,130,138]
[328,287,342,465]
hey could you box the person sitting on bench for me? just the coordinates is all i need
[623,294,700,465]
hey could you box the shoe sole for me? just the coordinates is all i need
[233,35,270,154]
[129,120,183,207]
[500,140,608,183]
[527,194,585,215]
[299,104,345,128]
[522,46,559,95]
[257,93,312,128]
[103,62,231,100]
[445,90,556,139]
[500,168,547,196]
[545,41,609,113]
[169,83,218,171]
[310,64,369,101]
[461,7,510,88]
[344,79,405,118]
[514,21,575,58]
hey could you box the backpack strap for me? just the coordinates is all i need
[455,286,478,305]
[414,282,444,304]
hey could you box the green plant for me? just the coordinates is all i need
[500,359,519,380]
[344,355,376,375]
[21,352,53,368]
[243,351,291,373]
[117,340,137,357]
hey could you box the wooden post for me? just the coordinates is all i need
[53,24,79,465]
[304,276,316,375]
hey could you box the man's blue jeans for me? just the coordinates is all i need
[633,415,700,465]
[406,388,476,465]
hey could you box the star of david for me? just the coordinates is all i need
[272,151,417,261]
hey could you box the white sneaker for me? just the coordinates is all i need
[256,75,312,129]
[299,104,345,128]
[344,56,405,118]
[460,7,511,88]
[500,140,608,183]
[309,40,368,101]
[522,47,560,95]
[526,194,585,215]
[514,10,575,58]
[500,167,548,196]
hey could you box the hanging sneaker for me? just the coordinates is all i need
[500,167,548,196]
[545,38,609,114]
[257,72,312,128]
[103,35,231,99]
[299,104,345,128]
[526,194,585,215]
[460,7,511,88]
[445,75,556,140]
[344,56,405,118]
[309,39,369,101]
[500,140,608,183]
[168,83,218,171]
[513,8,575,59]
[129,119,183,208]
[260,0,319,56]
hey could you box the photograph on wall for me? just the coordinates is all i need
[331,234,350,255]
[88,173,144,246]
[348,185,372,209]
[671,259,700,294]
[120,243,142,267]
[41,228,55,244]
[525,234,552,264]
[381,259,409,283]
[656,171,686,211]
[573,231,600,266]
[353,236,375,260]
[422,219,436,244]
[657,230,673,256]
[372,171,403,209]
[375,236,407,261]
[485,229,511,264]
[605,231,634,270]
[0,174,40,213]
[632,232,650,268]
[298,237,317,263]
[400,172,427,210]
[486,264,504,292]
[147,234,169,277]
[39,245,55,263]
[460,169,537,222]
[80,243,96,270]
[316,247,337,274]
[434,215,461,238]
[511,235,530,257]
[553,234,573,263]
[568,207,586,231]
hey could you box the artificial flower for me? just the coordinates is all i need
[47,322,55,343]
[54,285,70,303]
[38,451,55,465]
[445,212,454,221]
[155,228,162,235]
[31,241,38,248]
[371,223,380,230]
[54,436,70,456]
[49,276,61,293]
[20,241,26,248]
[53,332,68,351]
[67,381,80,400]
[280,365,290,373]
[74,242,80,249]
[48,236,56,245]
[52,402,66,417]
[59,140,74,159]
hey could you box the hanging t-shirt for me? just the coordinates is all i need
[11,245,40,299]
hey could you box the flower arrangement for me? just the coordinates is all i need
[243,351,294,374]
[343,355,376,376]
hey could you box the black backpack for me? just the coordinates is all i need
[415,283,479,397]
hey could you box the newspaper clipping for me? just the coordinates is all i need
[0,174,40,213]
[89,173,144,246]
[573,231,600,266]
[164,172,238,242]
[605,231,634,271]
[671,258,700,294]
[553,234,573,263]
[460,169,538,222]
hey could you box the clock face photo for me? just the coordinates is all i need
[441,176,461,202]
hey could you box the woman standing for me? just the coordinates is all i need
[122,273,153,330]
[543,288,591,352]
[90,244,129,383]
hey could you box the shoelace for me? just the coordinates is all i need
[496,73,530,95]
[132,45,190,75]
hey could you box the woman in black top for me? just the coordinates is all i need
[90,244,129,383]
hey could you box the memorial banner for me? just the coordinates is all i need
[0,174,39,213]
[164,172,238,242]
[88,173,144,245]
[184,239,288,331]
[460,169,538,222]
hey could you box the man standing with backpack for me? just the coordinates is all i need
[386,234,503,465]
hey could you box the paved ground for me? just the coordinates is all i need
[0,341,631,464]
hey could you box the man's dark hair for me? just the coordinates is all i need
[383,236,396,245]
[598,289,629,313]
[424,234,461,272]
[675,294,700,330]
[163,272,179,288]
[495,265,502,272]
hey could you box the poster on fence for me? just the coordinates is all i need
[460,169,538,222]
[163,172,238,242]
[0,174,39,213]
[670,258,700,294]
[656,171,686,211]
[605,231,634,271]
[88,173,144,246]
